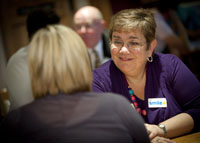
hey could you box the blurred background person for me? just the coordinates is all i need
[92,8,200,141]
[0,25,149,143]
[176,1,200,80]
[5,8,60,111]
[73,6,111,70]
[150,1,191,59]
[177,1,200,48]
[153,0,200,81]
[142,0,200,81]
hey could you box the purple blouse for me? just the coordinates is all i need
[92,52,200,132]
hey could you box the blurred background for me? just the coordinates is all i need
[0,0,200,90]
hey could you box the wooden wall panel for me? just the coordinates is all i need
[89,0,113,28]
[0,0,73,61]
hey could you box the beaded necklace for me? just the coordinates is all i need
[125,76,147,116]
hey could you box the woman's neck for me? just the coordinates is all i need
[125,70,146,100]
[125,69,146,85]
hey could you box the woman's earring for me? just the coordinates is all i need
[147,56,153,62]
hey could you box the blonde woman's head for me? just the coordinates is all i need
[29,25,92,98]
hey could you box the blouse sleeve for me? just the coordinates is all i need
[92,70,110,92]
[169,55,200,132]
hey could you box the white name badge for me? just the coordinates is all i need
[148,98,167,108]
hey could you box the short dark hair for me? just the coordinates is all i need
[26,8,60,40]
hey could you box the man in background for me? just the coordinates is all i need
[73,6,111,69]
[5,8,60,111]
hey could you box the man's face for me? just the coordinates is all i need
[74,11,104,49]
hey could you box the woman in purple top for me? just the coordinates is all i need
[92,8,200,141]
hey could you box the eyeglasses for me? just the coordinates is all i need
[111,39,146,50]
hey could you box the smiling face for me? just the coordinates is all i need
[111,29,156,76]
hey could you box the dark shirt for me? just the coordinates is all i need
[0,92,149,143]
[102,30,111,58]
[92,52,200,132]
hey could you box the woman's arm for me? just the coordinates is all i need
[145,113,194,139]
[146,54,200,140]
[160,113,194,137]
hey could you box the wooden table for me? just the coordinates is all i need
[172,132,200,143]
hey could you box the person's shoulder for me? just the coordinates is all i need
[153,52,183,74]
[92,92,130,104]
[93,60,123,86]
[95,92,136,116]
[93,59,120,81]
[7,46,29,66]
[6,46,29,75]
[93,59,112,73]
[154,52,181,64]
[9,45,29,59]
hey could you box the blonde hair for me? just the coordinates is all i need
[109,8,156,49]
[28,25,92,98]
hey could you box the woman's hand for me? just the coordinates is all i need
[151,136,176,143]
[145,124,176,143]
[145,123,165,140]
